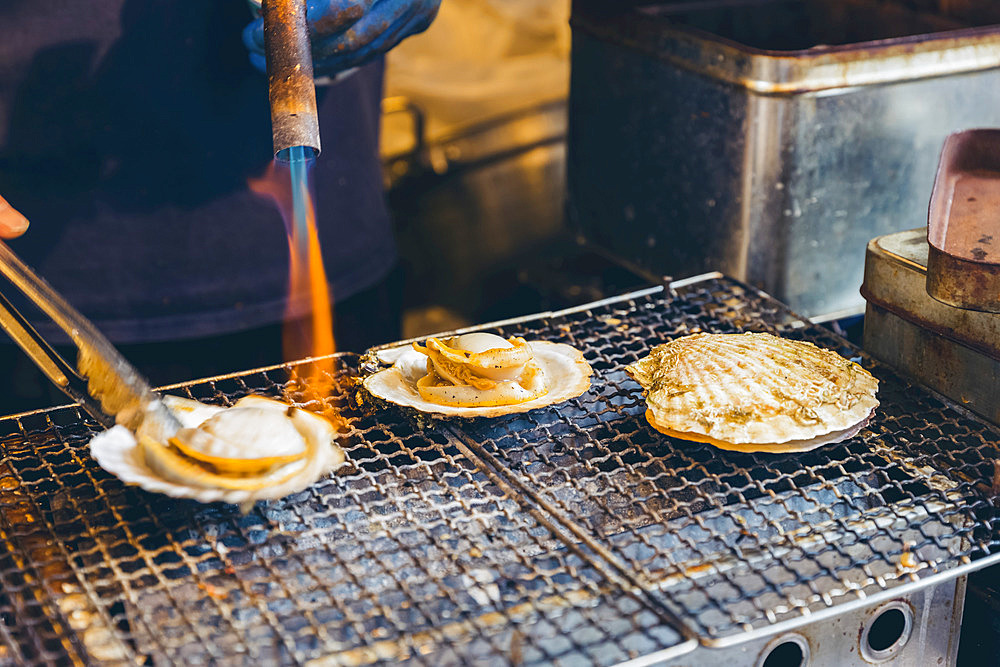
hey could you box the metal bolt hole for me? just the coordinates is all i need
[867,608,907,652]
[759,636,809,667]
[861,602,913,662]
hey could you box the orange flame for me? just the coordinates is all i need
[249,159,336,400]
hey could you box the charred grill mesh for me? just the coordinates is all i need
[0,362,681,666]
[455,279,996,642]
[0,274,998,664]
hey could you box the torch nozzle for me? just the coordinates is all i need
[262,0,321,160]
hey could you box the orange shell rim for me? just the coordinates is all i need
[644,408,875,454]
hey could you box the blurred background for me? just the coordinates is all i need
[378,0,1000,343]
[379,0,648,339]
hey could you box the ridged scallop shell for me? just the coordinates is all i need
[364,340,593,417]
[626,333,878,450]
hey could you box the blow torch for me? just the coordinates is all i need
[261,0,321,161]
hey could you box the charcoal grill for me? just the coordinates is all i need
[0,273,996,665]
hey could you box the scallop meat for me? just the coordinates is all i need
[90,394,346,507]
[364,332,593,417]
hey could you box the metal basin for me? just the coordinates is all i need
[568,0,1000,320]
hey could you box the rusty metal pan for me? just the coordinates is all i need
[926,128,1000,312]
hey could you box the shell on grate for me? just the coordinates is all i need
[626,332,878,451]
[90,395,346,506]
[364,333,593,417]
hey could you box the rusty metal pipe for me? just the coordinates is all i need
[262,0,321,160]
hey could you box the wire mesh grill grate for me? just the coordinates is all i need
[0,359,683,666]
[1,274,998,664]
[452,277,1000,643]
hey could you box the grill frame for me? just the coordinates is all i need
[1,271,999,664]
[0,352,693,666]
[403,272,1000,647]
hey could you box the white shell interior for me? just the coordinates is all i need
[91,395,345,506]
[364,340,593,417]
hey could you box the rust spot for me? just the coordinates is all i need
[313,4,365,36]
[198,582,226,599]
[927,130,1000,311]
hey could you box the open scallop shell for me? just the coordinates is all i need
[90,395,346,506]
[364,340,593,417]
[626,332,879,453]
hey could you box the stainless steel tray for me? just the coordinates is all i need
[568,0,1000,320]
[1,273,998,665]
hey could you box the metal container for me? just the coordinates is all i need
[568,0,1000,320]
[926,128,1000,312]
[861,227,1000,425]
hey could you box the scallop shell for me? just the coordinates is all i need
[364,340,593,417]
[626,332,878,451]
[90,395,346,506]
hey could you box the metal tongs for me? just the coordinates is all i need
[0,241,180,441]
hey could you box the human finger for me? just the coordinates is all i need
[0,196,28,239]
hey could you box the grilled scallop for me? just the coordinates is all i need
[90,395,346,506]
[626,332,879,453]
[364,332,593,417]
